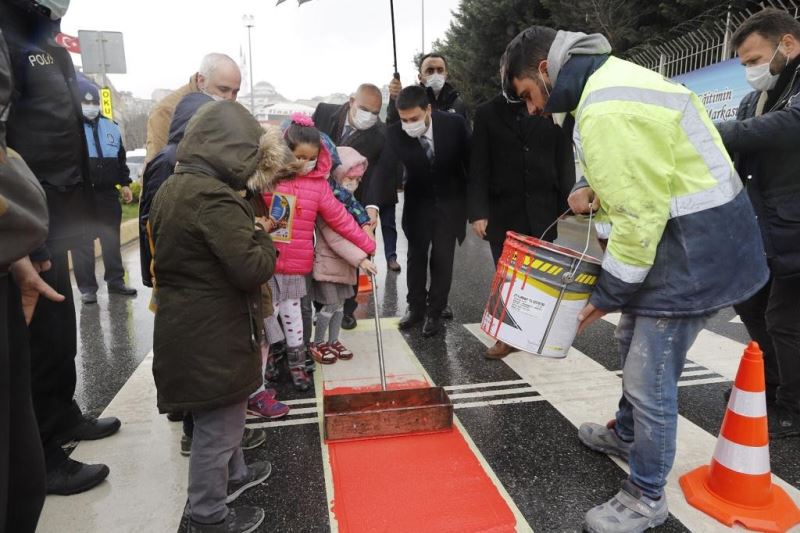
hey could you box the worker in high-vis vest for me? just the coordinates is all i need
[502,28,769,533]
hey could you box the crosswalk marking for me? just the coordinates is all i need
[463,323,800,533]
[444,379,527,391]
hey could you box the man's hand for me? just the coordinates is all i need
[388,77,402,100]
[577,302,607,335]
[255,216,274,232]
[121,186,134,204]
[472,219,488,239]
[366,207,379,226]
[568,187,600,215]
[9,256,65,325]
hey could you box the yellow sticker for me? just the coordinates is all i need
[100,87,113,120]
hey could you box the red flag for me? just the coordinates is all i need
[55,33,81,54]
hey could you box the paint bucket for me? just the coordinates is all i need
[481,226,601,358]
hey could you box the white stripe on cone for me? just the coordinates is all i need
[713,435,771,476]
[728,387,768,418]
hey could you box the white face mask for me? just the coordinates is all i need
[342,180,359,193]
[82,104,100,120]
[424,73,446,93]
[402,116,428,138]
[201,88,225,102]
[302,159,317,174]
[36,0,70,20]
[746,45,784,92]
[351,108,378,130]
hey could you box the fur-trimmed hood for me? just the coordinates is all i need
[248,124,302,192]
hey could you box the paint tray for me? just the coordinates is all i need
[323,386,453,441]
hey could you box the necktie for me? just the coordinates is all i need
[419,135,434,164]
[341,125,354,143]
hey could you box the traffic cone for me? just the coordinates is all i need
[357,271,372,294]
[679,342,800,532]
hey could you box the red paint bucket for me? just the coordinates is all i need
[481,231,601,358]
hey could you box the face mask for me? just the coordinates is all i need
[82,104,100,120]
[35,0,70,20]
[745,45,784,92]
[424,73,446,93]
[201,89,225,102]
[342,180,359,193]
[402,116,428,138]
[351,108,378,130]
[302,159,317,174]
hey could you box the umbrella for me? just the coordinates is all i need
[276,0,400,78]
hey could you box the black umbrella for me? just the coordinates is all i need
[276,0,400,78]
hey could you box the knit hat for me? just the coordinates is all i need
[332,146,368,183]
[78,78,100,104]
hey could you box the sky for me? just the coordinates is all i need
[60,0,463,101]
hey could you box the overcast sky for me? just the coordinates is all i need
[60,0,463,101]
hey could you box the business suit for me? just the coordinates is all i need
[367,111,470,320]
[468,94,575,263]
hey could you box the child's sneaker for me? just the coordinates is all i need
[309,342,337,365]
[247,390,290,419]
[329,340,353,360]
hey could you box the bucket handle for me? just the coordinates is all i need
[539,207,596,285]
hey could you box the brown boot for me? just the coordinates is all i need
[485,340,518,360]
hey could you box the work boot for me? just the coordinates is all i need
[485,340,519,360]
[578,420,632,461]
[46,458,110,495]
[226,461,272,504]
[584,480,668,533]
[188,506,265,533]
[287,346,311,392]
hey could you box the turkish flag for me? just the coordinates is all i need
[55,33,81,54]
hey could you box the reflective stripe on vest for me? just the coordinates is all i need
[577,86,742,219]
[712,435,771,476]
[602,250,650,284]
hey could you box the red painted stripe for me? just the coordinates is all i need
[328,427,517,532]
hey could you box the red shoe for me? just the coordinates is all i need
[309,343,337,364]
[247,390,290,419]
[329,341,353,360]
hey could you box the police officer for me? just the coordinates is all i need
[72,79,137,303]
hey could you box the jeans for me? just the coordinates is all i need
[734,274,800,409]
[613,313,709,498]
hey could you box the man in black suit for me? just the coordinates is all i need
[366,86,470,337]
[469,93,575,358]
[313,84,396,330]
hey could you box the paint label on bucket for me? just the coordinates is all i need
[482,233,601,359]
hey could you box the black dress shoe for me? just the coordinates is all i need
[108,284,137,296]
[341,314,357,330]
[398,309,425,330]
[441,305,454,320]
[59,416,121,443]
[46,458,110,495]
[422,315,444,337]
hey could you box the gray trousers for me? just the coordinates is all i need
[188,400,248,524]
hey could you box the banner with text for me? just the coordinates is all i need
[674,58,752,122]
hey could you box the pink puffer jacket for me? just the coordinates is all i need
[263,144,376,275]
[313,218,370,285]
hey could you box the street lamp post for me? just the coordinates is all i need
[243,14,256,115]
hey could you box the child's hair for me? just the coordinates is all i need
[284,113,321,152]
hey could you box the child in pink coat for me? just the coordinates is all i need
[262,116,376,391]
[309,147,376,364]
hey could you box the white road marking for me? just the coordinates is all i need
[463,324,800,533]
[444,379,528,391]
[448,386,538,401]
[454,396,547,410]
[248,416,320,429]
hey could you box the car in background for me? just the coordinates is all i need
[126,148,146,182]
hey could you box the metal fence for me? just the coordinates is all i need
[626,1,800,78]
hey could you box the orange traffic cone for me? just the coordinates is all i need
[680,342,800,532]
[357,271,372,294]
